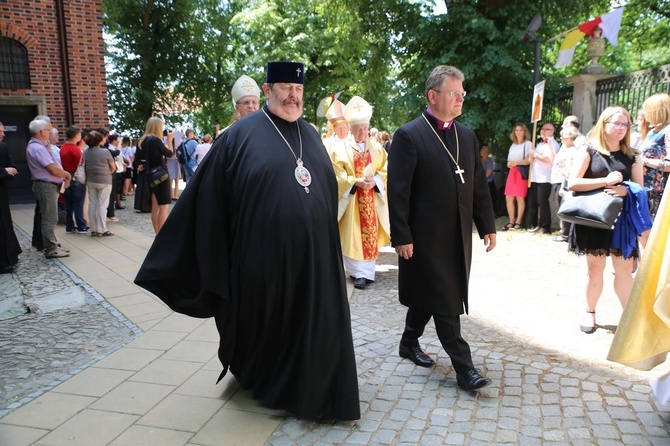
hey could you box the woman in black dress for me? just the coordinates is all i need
[137,117,173,234]
[568,106,643,333]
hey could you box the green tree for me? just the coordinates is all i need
[103,0,670,142]
[103,0,201,133]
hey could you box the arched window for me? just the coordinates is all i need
[0,37,31,90]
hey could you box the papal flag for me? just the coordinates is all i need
[555,7,624,68]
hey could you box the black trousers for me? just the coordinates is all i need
[536,182,552,230]
[553,183,571,238]
[400,307,474,374]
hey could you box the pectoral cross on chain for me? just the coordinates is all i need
[454,165,465,183]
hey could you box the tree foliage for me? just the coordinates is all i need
[103,0,670,148]
[103,0,201,134]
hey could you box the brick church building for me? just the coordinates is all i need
[0,0,108,203]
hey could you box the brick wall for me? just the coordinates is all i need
[0,0,109,136]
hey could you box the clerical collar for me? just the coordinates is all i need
[425,108,454,130]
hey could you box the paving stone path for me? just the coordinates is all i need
[1,198,669,444]
[0,230,140,416]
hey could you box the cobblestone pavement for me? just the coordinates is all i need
[265,244,670,445]
[0,199,166,415]
[0,228,140,416]
[2,197,670,444]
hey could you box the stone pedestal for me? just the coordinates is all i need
[566,73,616,134]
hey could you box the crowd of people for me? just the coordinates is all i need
[1,61,668,420]
[497,94,670,335]
[132,62,497,422]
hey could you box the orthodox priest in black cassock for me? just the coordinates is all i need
[0,139,21,273]
[388,65,496,391]
[135,62,360,421]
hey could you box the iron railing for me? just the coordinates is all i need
[543,86,573,127]
[595,64,670,117]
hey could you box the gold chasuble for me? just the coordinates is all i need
[608,186,670,370]
[330,137,390,261]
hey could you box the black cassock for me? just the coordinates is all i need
[135,106,360,420]
[0,142,21,270]
[388,112,496,316]
[132,149,152,213]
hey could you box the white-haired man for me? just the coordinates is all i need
[26,118,71,258]
[330,95,390,290]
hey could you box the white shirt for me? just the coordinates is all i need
[193,143,212,165]
[50,144,61,163]
[530,141,555,183]
[507,142,530,162]
[550,145,578,184]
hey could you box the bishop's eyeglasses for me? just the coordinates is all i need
[434,90,467,98]
[237,99,260,106]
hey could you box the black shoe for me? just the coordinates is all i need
[0,264,16,274]
[399,344,435,367]
[353,277,367,290]
[457,369,491,391]
[115,204,126,210]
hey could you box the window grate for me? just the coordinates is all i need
[0,37,31,90]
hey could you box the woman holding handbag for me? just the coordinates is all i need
[502,123,532,230]
[568,106,644,334]
[138,117,173,234]
[83,130,116,237]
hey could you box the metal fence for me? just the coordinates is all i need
[543,86,573,127]
[595,63,670,117]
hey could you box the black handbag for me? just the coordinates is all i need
[517,142,530,179]
[146,164,169,189]
[518,165,529,180]
[557,182,624,230]
[557,150,626,230]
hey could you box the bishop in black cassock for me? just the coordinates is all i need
[135,62,360,421]
[388,65,496,392]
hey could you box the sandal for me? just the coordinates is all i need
[513,224,522,230]
[101,231,115,237]
[580,310,596,334]
[501,223,514,231]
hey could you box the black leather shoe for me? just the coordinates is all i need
[353,278,367,290]
[457,369,491,391]
[0,264,16,274]
[399,344,435,367]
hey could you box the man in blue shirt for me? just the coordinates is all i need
[183,129,199,182]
